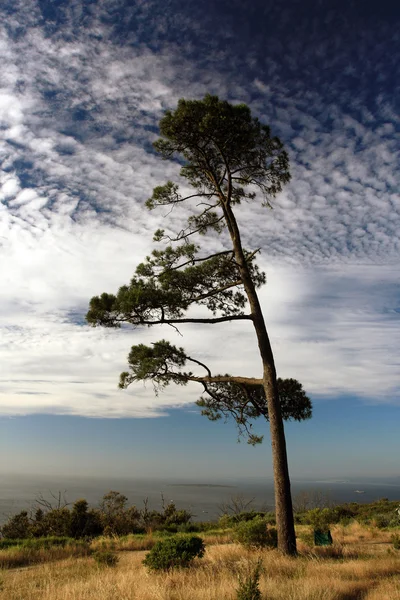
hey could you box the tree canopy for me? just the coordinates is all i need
[86,95,311,554]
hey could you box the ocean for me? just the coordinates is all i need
[1,473,400,525]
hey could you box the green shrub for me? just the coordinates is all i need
[305,508,334,533]
[374,514,391,529]
[392,534,400,550]
[0,511,32,539]
[143,535,205,571]
[219,511,273,528]
[236,559,263,600]
[234,517,277,549]
[334,506,356,521]
[93,550,119,567]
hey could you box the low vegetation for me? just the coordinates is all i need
[234,517,278,549]
[92,550,119,567]
[1,495,400,598]
[236,558,263,600]
[1,526,400,600]
[0,491,194,540]
[142,535,205,571]
[0,538,91,569]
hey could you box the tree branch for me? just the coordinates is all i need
[185,374,263,386]
[163,249,234,273]
[186,356,212,377]
[114,314,253,326]
[191,279,242,303]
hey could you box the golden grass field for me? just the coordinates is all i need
[1,523,400,600]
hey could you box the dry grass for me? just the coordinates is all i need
[0,543,90,569]
[90,530,233,553]
[91,534,157,553]
[1,525,400,600]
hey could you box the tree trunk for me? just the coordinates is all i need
[223,201,297,555]
[263,364,297,555]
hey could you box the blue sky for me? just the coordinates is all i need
[0,0,399,481]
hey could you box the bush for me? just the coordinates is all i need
[1,511,32,539]
[392,534,400,550]
[219,511,273,528]
[236,559,263,600]
[143,535,205,571]
[234,517,277,549]
[373,514,391,529]
[305,508,334,533]
[93,550,119,567]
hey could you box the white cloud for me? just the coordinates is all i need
[1,175,21,199]
[0,0,399,417]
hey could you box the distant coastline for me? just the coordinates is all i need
[169,483,236,488]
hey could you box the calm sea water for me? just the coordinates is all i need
[1,474,400,525]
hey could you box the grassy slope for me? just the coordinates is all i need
[1,524,400,600]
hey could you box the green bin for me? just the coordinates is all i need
[314,529,333,546]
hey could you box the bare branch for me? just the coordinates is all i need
[192,279,243,303]
[163,249,234,273]
[186,356,212,377]
[167,322,183,336]
[184,374,263,386]
[33,490,71,511]
[116,314,253,326]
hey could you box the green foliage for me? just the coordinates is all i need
[20,536,71,550]
[0,490,195,542]
[87,244,260,330]
[0,511,31,539]
[85,94,311,451]
[42,508,72,537]
[297,500,400,531]
[93,550,119,567]
[69,499,103,539]
[373,514,392,529]
[198,377,312,445]
[334,500,399,526]
[151,94,290,204]
[234,517,278,549]
[119,341,189,391]
[139,499,192,533]
[99,491,141,536]
[236,559,263,600]
[219,511,275,527]
[0,536,69,550]
[142,535,205,571]
[304,508,335,533]
[392,534,400,550]
[163,502,192,527]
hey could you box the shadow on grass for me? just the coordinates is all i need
[336,592,366,600]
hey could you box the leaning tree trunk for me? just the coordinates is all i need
[246,291,297,555]
[223,199,297,555]
[263,362,296,555]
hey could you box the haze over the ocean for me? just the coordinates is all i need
[1,0,399,481]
